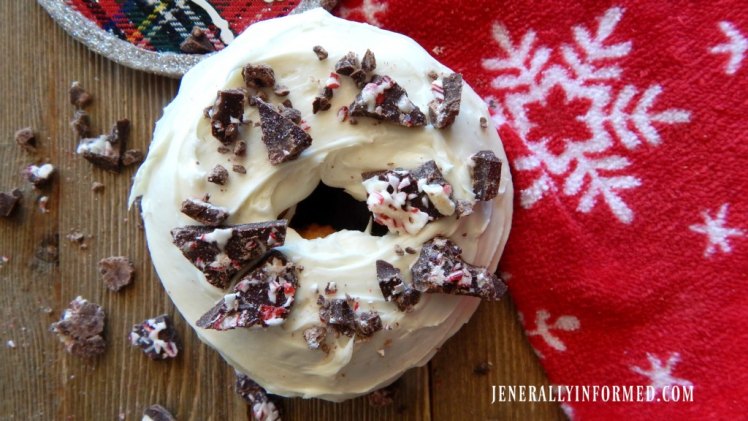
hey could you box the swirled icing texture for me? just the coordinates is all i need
[130,8,513,401]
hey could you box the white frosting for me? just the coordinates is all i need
[130,9,513,401]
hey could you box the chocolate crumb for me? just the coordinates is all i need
[15,127,36,152]
[0,189,22,217]
[180,27,215,54]
[474,361,493,375]
[35,234,59,263]
[129,315,179,360]
[313,45,328,60]
[77,119,129,173]
[349,69,368,88]
[122,149,144,166]
[217,145,231,154]
[303,326,328,351]
[98,256,135,292]
[368,386,395,407]
[242,63,276,89]
[143,404,176,421]
[394,245,404,256]
[91,181,105,193]
[427,70,439,80]
[312,96,331,114]
[180,198,229,226]
[335,52,360,76]
[233,141,247,156]
[277,104,302,124]
[471,150,502,201]
[281,99,293,109]
[480,116,488,128]
[69,81,93,109]
[232,164,246,174]
[65,230,85,244]
[206,90,245,144]
[70,110,92,138]
[235,372,281,421]
[49,296,106,358]
[273,84,290,97]
[361,49,376,72]
[404,247,417,255]
[355,311,383,338]
[207,164,229,185]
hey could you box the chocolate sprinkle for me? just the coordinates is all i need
[313,45,329,60]
[129,315,180,360]
[69,81,93,109]
[0,189,22,217]
[361,49,377,72]
[207,164,229,185]
[196,251,299,330]
[242,63,276,89]
[171,220,287,289]
[235,372,281,421]
[411,237,507,300]
[471,150,502,201]
[179,27,215,54]
[207,90,245,145]
[376,260,421,312]
[98,256,135,292]
[143,404,176,421]
[49,296,106,358]
[180,198,229,226]
[349,75,427,127]
[256,98,313,165]
[14,127,36,152]
[429,73,463,129]
[77,119,129,173]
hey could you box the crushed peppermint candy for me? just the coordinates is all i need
[129,315,179,360]
[361,161,455,235]
[196,250,299,330]
[411,237,507,300]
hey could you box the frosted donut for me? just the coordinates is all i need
[130,8,513,401]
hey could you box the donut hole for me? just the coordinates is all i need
[289,182,388,238]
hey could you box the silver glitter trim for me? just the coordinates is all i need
[37,0,336,78]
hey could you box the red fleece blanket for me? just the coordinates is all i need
[338,0,748,418]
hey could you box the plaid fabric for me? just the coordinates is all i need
[65,0,301,53]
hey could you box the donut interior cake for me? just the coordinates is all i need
[130,8,513,401]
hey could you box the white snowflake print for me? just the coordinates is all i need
[689,203,745,258]
[631,352,693,400]
[710,21,747,75]
[338,0,388,27]
[482,7,690,223]
[520,309,580,358]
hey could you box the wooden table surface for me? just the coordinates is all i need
[0,2,565,420]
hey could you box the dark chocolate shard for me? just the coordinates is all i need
[334,51,360,76]
[242,63,276,89]
[143,404,176,421]
[313,45,328,60]
[70,110,92,138]
[180,198,229,226]
[361,160,455,234]
[98,256,135,292]
[318,296,356,337]
[207,90,245,145]
[180,27,215,54]
[128,314,180,360]
[355,311,383,338]
[411,237,507,300]
[361,49,376,72]
[471,150,502,201]
[207,164,229,185]
[349,75,426,127]
[376,260,421,312]
[349,69,368,88]
[256,98,312,165]
[15,127,36,152]
[428,73,463,128]
[303,326,328,351]
[49,296,106,358]
[25,163,55,188]
[69,81,93,108]
[196,250,299,330]
[235,372,281,421]
[273,84,289,97]
[77,119,129,173]
[0,189,22,217]
[171,220,287,289]
[122,149,144,166]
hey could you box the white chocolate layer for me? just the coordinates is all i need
[130,9,512,401]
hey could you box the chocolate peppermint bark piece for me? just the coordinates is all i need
[471,150,502,201]
[98,256,135,292]
[207,164,229,185]
[69,81,93,109]
[256,98,313,165]
[235,372,282,421]
[180,27,215,54]
[129,314,180,360]
[0,189,22,217]
[411,237,507,300]
[49,296,106,358]
[197,250,299,330]
[362,160,455,234]
[349,75,427,127]
[429,73,463,128]
[180,198,229,226]
[376,260,421,312]
[25,163,55,188]
[143,404,176,421]
[361,49,377,72]
[303,326,328,351]
[15,127,36,152]
[171,220,287,289]
[317,295,356,337]
[70,110,92,138]
[242,63,276,89]
[77,119,130,172]
[207,90,245,145]
[355,311,383,338]
[334,51,360,76]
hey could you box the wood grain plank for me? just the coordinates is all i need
[0,2,561,420]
